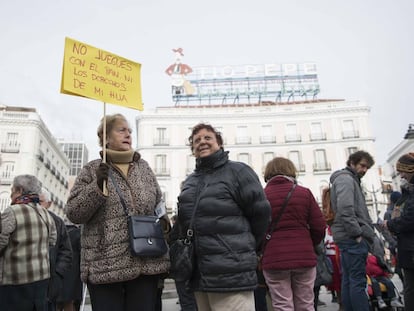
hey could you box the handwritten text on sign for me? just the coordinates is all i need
[61,37,143,110]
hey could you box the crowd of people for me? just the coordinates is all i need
[0,116,413,311]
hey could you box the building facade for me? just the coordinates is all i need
[383,124,414,190]
[59,140,89,190]
[135,99,385,218]
[0,105,70,216]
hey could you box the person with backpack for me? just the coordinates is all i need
[330,150,376,311]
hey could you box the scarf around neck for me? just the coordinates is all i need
[12,193,40,205]
[105,149,134,164]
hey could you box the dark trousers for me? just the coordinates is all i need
[87,274,159,311]
[175,280,198,311]
[254,270,268,311]
[337,239,369,311]
[0,279,49,311]
[370,276,396,299]
[254,286,268,311]
[313,285,321,311]
[47,300,57,311]
[403,268,414,311]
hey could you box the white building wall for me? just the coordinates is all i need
[383,125,414,190]
[135,99,385,219]
[0,106,70,216]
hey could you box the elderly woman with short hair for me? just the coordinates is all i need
[0,174,57,311]
[65,113,169,311]
[171,123,271,311]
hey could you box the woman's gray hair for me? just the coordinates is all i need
[12,175,41,194]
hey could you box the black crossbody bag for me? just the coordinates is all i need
[109,170,167,257]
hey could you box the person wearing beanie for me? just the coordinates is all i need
[383,152,414,311]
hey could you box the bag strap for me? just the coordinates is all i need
[108,170,129,216]
[183,178,209,244]
[261,182,296,252]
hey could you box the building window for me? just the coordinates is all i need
[154,128,169,145]
[289,151,305,172]
[310,122,326,141]
[262,152,274,173]
[285,124,301,142]
[154,154,169,175]
[0,161,15,185]
[214,126,226,145]
[186,154,195,175]
[236,126,251,144]
[346,146,358,157]
[313,149,331,171]
[238,153,251,165]
[1,132,20,153]
[185,127,193,145]
[0,192,10,212]
[260,125,276,143]
[342,120,359,138]
[61,143,87,176]
[263,152,274,167]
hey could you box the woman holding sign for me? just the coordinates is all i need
[65,113,170,311]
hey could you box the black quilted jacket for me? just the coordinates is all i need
[175,149,271,292]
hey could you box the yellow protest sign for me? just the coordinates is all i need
[61,37,143,110]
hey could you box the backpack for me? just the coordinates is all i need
[322,187,334,225]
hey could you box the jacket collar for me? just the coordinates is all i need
[195,148,228,172]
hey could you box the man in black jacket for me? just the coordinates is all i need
[40,188,73,311]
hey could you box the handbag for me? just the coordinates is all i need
[169,237,194,282]
[169,182,207,282]
[314,243,333,287]
[109,170,168,257]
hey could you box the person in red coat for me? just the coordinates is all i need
[366,253,404,309]
[261,157,326,311]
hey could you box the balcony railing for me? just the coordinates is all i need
[297,163,306,172]
[0,176,13,185]
[285,134,302,143]
[313,162,332,172]
[153,138,170,146]
[260,136,276,144]
[235,136,252,144]
[1,143,20,153]
[342,130,360,139]
[309,133,327,141]
[154,168,170,176]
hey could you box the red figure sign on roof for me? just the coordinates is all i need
[165,48,194,95]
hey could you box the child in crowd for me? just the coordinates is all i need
[366,252,404,309]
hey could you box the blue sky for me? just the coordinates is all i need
[0,0,413,164]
